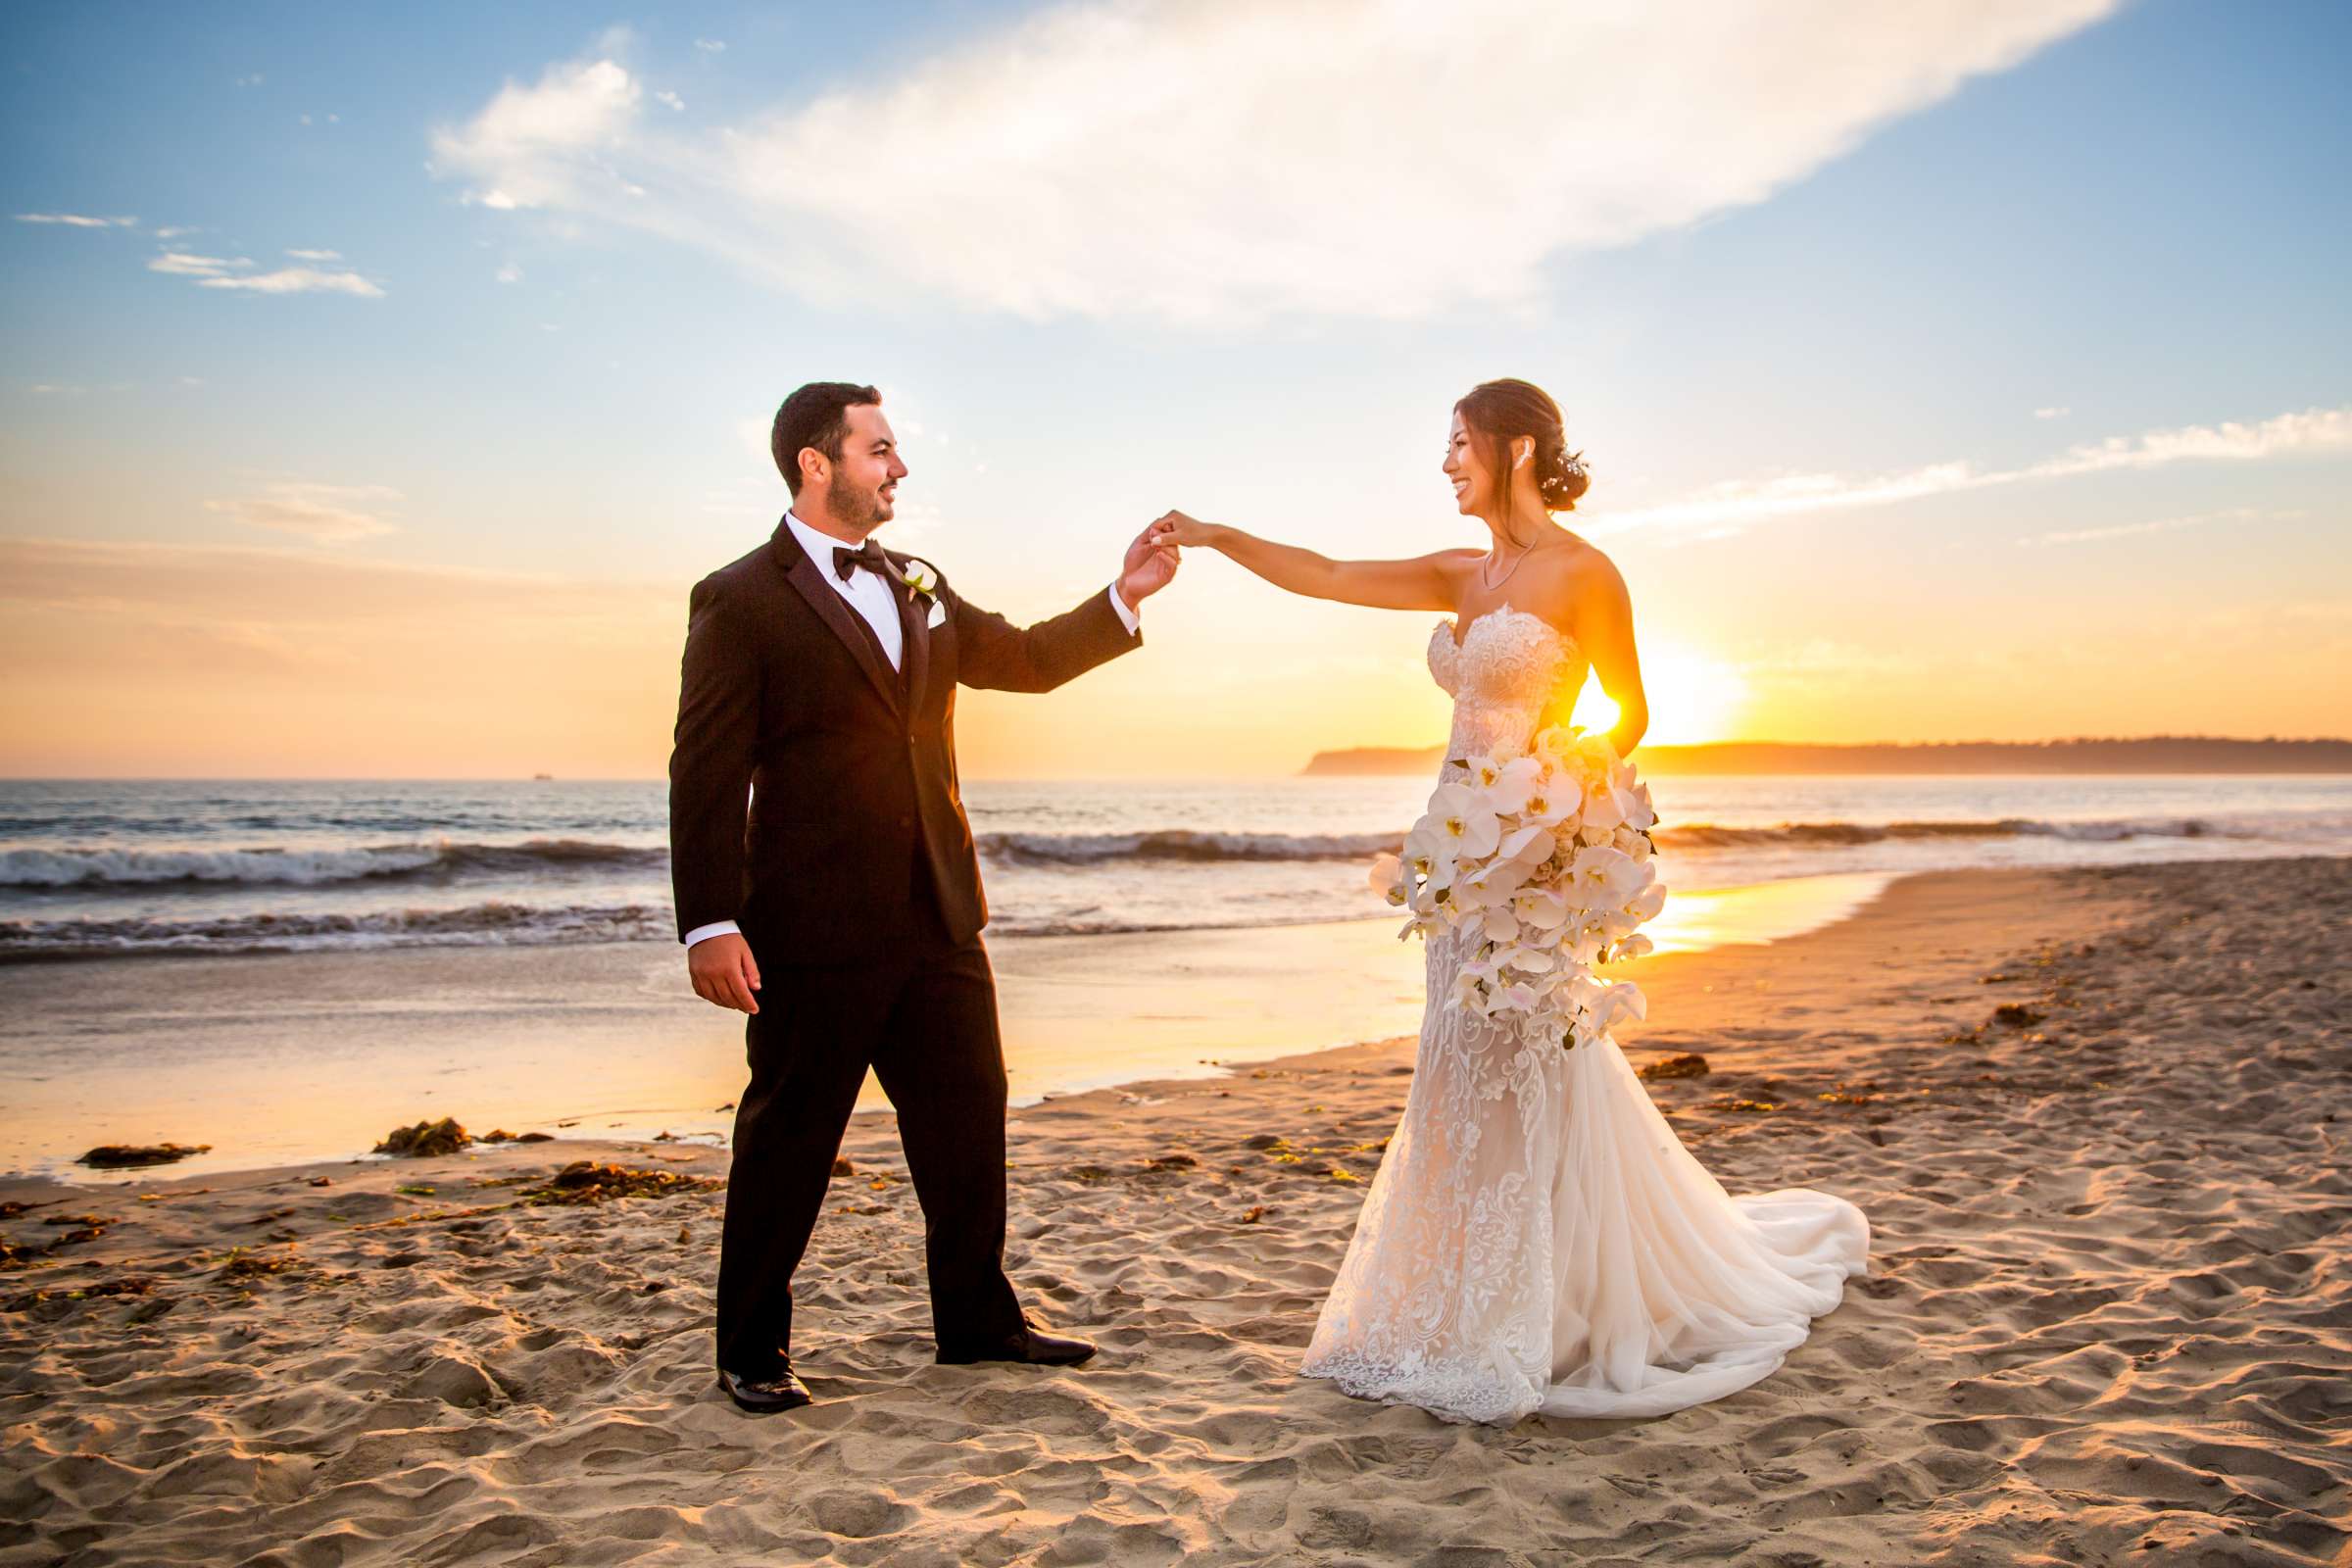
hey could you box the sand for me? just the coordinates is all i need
[2,856,2346,1566]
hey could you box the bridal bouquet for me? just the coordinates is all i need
[1370,726,1666,1050]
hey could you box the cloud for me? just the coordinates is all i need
[2034,406,2352,477]
[693,37,725,53]
[496,262,523,283]
[15,213,135,227]
[197,266,385,297]
[2022,507,2282,547]
[430,0,2120,323]
[655,90,684,112]
[144,247,380,295]
[148,251,251,276]
[0,537,663,624]
[152,225,195,239]
[202,483,403,544]
[2034,406,2071,419]
[445,57,639,179]
[1597,405,2352,536]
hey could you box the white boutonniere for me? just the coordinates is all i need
[894,558,946,627]
[896,559,940,600]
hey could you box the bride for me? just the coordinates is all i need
[1148,378,1870,1425]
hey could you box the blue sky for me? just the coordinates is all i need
[2,0,2347,776]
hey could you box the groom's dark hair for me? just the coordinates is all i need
[772,381,882,496]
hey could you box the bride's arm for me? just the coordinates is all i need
[1148,511,1472,612]
[1571,563,1649,758]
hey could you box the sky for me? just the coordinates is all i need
[2,0,2348,779]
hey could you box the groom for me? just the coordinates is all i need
[669,381,1179,1414]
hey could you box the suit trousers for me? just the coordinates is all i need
[713,873,1025,1378]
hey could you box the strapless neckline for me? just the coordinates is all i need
[1438,602,1575,656]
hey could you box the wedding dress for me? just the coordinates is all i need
[1299,606,1871,1424]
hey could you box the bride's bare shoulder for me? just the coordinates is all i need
[1519,536,1628,638]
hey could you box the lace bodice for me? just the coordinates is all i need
[1427,605,1588,759]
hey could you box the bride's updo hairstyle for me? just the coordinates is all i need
[1456,378,1589,513]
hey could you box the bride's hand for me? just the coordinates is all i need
[1150,510,1221,550]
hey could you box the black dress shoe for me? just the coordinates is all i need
[716,1362,813,1413]
[936,1321,1097,1367]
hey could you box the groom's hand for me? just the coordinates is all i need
[688,932,762,1014]
[1116,522,1181,611]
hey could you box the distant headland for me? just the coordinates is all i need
[1302,736,2352,776]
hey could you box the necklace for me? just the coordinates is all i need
[1480,535,1537,592]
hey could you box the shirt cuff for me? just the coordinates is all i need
[1106,582,1142,635]
[683,919,742,950]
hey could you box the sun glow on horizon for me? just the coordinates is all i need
[1571,643,1749,746]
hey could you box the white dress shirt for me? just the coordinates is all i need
[683,513,1141,951]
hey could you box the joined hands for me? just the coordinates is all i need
[1117,520,1183,611]
[1149,511,1218,552]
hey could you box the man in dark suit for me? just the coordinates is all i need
[669,381,1179,1413]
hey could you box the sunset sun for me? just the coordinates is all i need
[1571,643,1748,746]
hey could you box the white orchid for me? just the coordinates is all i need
[1582,784,1629,834]
[1491,979,1542,1014]
[1496,822,1556,866]
[1481,756,1546,815]
[1626,781,1659,833]
[1464,904,1513,947]
[1496,943,1558,976]
[1462,852,1538,903]
[1511,887,1570,933]
[1568,844,1644,905]
[1400,821,1452,878]
[1589,979,1648,1032]
[1451,967,1491,1011]
[1521,779,1578,829]
[1606,932,1655,962]
[1426,782,1500,859]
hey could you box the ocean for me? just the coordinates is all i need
[5,772,2347,1179]
[5,774,2349,962]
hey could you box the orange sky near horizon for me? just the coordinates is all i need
[3,521,2344,780]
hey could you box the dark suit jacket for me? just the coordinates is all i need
[667,516,1140,964]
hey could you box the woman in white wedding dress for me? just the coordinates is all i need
[1148,379,1869,1425]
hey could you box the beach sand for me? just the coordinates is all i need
[2,856,2345,1565]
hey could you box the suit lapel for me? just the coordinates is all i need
[768,518,903,712]
[886,549,932,714]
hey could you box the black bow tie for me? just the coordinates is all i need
[832,541,890,583]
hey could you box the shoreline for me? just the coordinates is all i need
[0,858,2104,1205]
[3,854,2345,1563]
[0,864,1904,1185]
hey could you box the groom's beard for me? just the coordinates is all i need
[823,478,894,533]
